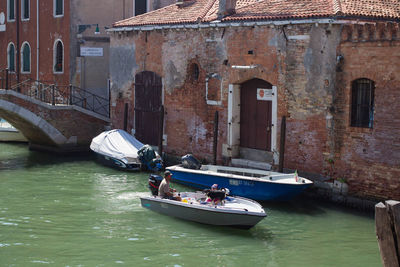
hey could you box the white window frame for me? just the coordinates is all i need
[21,0,30,21]
[53,39,64,74]
[7,42,16,72]
[132,0,150,16]
[21,41,31,74]
[53,0,64,18]
[7,0,16,22]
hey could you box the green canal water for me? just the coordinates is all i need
[0,143,381,266]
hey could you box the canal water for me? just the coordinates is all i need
[0,143,380,266]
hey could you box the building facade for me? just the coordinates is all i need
[109,0,400,201]
[0,0,175,100]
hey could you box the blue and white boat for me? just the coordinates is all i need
[166,164,313,201]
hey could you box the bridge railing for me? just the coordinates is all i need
[0,69,19,90]
[0,70,110,117]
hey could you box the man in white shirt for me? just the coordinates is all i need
[158,171,181,201]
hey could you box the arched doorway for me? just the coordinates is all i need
[240,78,273,151]
[134,71,162,146]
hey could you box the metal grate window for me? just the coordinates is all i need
[351,78,375,128]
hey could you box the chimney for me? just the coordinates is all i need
[218,0,237,18]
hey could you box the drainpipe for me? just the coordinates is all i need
[16,0,20,83]
[36,0,39,81]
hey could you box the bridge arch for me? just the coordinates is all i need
[0,99,68,146]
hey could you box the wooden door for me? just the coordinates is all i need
[240,79,272,151]
[134,71,162,145]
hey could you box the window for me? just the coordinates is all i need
[54,40,63,73]
[21,42,31,73]
[134,0,147,16]
[351,78,375,128]
[22,0,30,20]
[54,0,63,17]
[7,43,16,72]
[8,0,15,21]
[189,63,199,82]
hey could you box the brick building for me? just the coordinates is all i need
[0,0,175,100]
[109,0,400,201]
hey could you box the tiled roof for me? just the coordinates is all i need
[113,0,400,28]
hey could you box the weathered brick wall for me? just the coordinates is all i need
[334,23,400,200]
[110,21,400,200]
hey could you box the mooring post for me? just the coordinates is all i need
[375,200,400,267]
[158,105,164,156]
[213,110,219,165]
[278,116,286,172]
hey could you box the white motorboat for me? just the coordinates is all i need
[90,129,162,171]
[141,175,266,229]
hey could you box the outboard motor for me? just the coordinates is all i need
[181,154,201,169]
[138,145,164,171]
[148,174,163,196]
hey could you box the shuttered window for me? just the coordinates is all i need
[54,40,63,72]
[8,0,15,21]
[55,0,63,16]
[22,0,30,20]
[22,43,30,73]
[8,43,15,72]
[351,78,375,128]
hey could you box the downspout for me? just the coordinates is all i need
[16,0,20,83]
[36,0,39,81]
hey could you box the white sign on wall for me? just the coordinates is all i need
[257,88,273,101]
[80,47,103,57]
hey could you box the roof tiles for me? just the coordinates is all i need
[113,0,400,28]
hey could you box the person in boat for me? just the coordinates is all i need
[158,171,181,201]
[206,184,225,205]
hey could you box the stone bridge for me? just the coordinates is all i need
[0,86,110,153]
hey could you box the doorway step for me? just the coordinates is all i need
[231,147,273,171]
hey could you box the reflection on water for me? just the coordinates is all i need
[0,143,380,266]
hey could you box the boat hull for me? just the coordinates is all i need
[166,166,312,201]
[94,152,141,171]
[140,196,266,229]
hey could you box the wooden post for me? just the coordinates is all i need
[278,116,286,172]
[375,200,400,267]
[158,105,164,156]
[213,110,219,165]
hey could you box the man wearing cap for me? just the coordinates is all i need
[158,171,181,201]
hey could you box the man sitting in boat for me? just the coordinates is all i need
[158,171,181,201]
